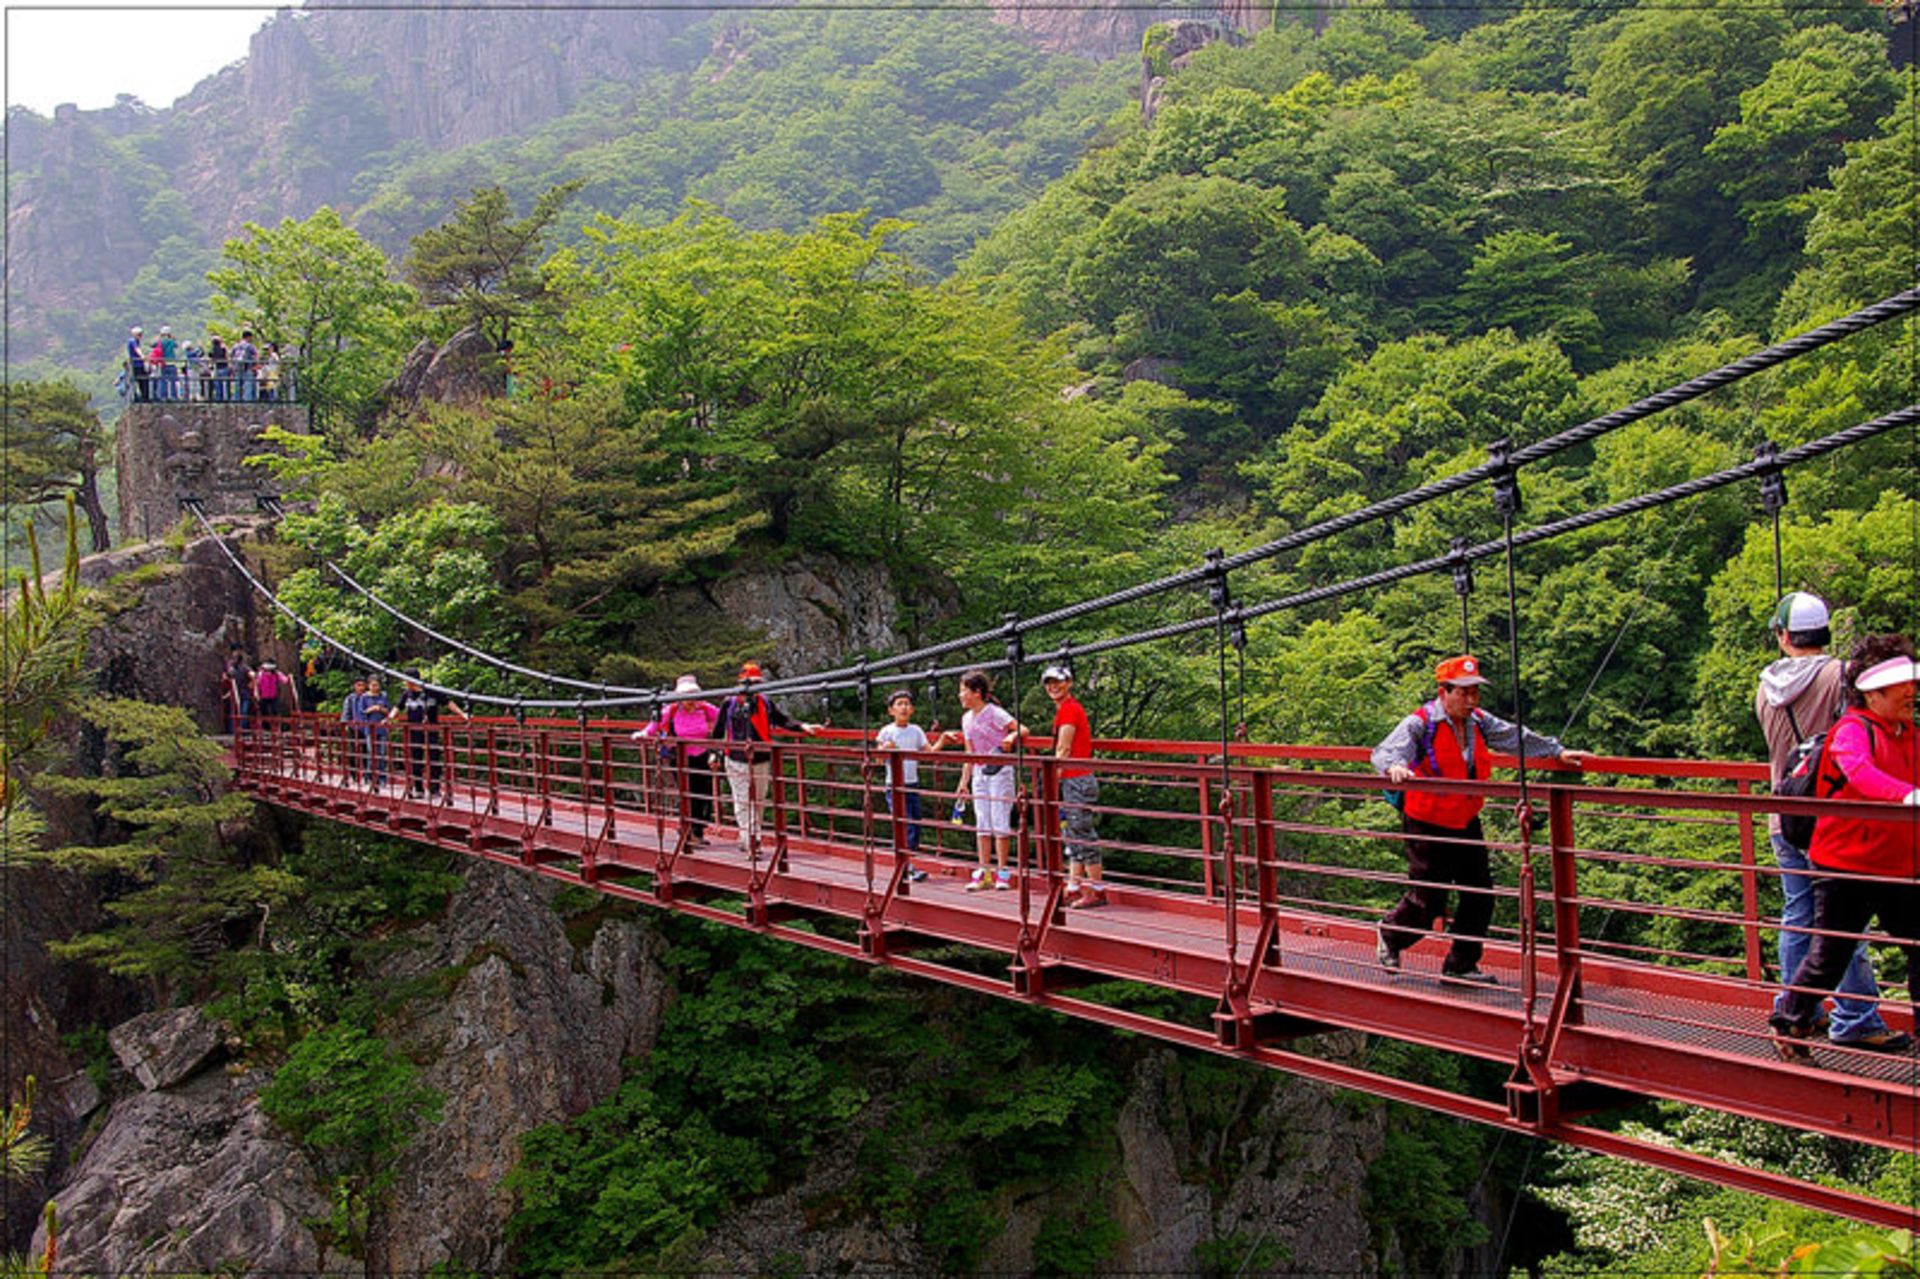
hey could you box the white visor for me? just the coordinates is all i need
[1856,657,1920,692]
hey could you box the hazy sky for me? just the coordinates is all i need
[6,3,271,116]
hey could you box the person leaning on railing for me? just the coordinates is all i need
[1769,635,1920,1059]
[1372,654,1589,987]
[1756,593,1897,1049]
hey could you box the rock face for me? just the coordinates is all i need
[108,1007,224,1091]
[712,554,913,684]
[378,324,504,415]
[1142,20,1247,124]
[379,860,670,1274]
[114,401,310,544]
[32,1067,342,1277]
[82,527,290,732]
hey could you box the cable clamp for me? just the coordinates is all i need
[1226,608,1247,653]
[1488,439,1523,519]
[1754,440,1788,516]
[1002,612,1024,667]
[1449,536,1475,598]
[1204,547,1233,614]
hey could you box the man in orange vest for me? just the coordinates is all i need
[1372,654,1588,985]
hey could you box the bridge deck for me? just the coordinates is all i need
[233,720,1920,1229]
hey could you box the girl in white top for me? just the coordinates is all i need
[950,669,1029,891]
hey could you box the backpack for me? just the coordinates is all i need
[1383,705,1448,811]
[1776,714,1875,850]
[256,668,281,700]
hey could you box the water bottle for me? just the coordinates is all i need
[950,797,968,824]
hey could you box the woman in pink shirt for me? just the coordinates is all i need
[634,674,722,846]
[1771,634,1920,1057]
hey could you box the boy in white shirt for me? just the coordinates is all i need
[875,689,932,882]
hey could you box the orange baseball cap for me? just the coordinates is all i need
[738,662,764,682]
[1435,655,1488,686]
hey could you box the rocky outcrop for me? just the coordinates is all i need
[83,528,288,731]
[378,324,504,415]
[114,401,309,544]
[1,105,154,353]
[379,860,670,1274]
[1141,20,1247,124]
[108,1006,225,1091]
[32,1067,342,1277]
[990,0,1157,60]
[711,553,914,685]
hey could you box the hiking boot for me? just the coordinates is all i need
[1375,929,1400,972]
[1831,1029,1914,1054]
[1771,1017,1813,1060]
[1440,965,1498,987]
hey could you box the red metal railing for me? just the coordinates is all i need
[228,711,1920,1229]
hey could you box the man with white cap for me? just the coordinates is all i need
[1755,592,1899,1048]
[1770,634,1920,1058]
[126,326,150,402]
[1373,654,1587,984]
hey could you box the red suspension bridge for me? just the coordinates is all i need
[229,711,1920,1229]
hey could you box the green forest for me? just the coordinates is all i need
[8,1,1919,1272]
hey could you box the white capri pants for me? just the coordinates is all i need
[971,765,1016,838]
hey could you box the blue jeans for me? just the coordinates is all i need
[1773,831,1888,1039]
[886,787,922,851]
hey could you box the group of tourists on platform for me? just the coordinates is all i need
[122,324,288,403]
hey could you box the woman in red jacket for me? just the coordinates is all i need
[1771,634,1920,1057]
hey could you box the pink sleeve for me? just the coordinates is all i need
[1829,718,1916,802]
[639,720,661,738]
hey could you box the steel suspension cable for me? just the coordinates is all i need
[733,287,1920,702]
[269,288,1917,710]
[201,401,1918,713]
[1018,403,1920,671]
[327,561,647,695]
[187,503,664,712]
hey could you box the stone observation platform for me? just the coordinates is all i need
[115,401,311,544]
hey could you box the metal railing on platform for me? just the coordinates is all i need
[121,355,303,406]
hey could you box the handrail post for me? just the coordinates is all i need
[888,748,909,887]
[1547,785,1583,1016]
[1735,779,1764,982]
[1198,755,1217,901]
[602,736,615,840]
[771,743,789,869]
[486,725,499,818]
[1252,769,1278,966]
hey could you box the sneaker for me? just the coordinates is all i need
[1440,966,1498,987]
[1830,1029,1914,1054]
[1375,929,1400,972]
[904,868,928,883]
[1075,886,1108,909]
[966,870,992,893]
[994,869,1012,890]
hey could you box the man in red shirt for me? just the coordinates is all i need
[1044,665,1105,908]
